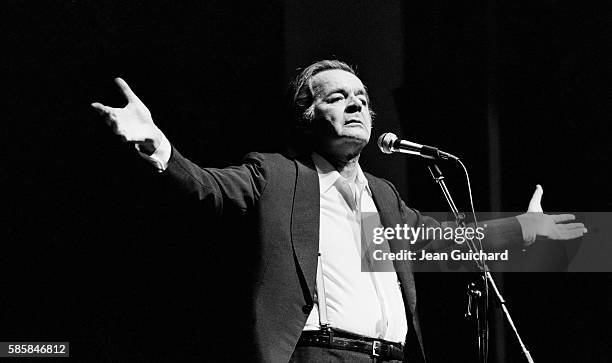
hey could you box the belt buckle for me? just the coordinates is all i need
[372,340,381,357]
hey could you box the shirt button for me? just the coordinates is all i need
[302,304,313,314]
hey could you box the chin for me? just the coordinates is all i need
[315,131,370,157]
[344,133,370,146]
[334,136,369,155]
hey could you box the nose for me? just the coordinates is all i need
[345,95,362,114]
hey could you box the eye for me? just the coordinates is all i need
[328,95,345,103]
[359,97,368,106]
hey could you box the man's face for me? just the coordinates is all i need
[310,69,372,157]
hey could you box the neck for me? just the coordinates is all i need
[318,151,360,182]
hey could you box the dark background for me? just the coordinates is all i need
[5,0,611,361]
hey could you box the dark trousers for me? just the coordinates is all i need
[289,345,403,363]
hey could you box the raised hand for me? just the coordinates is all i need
[91,78,162,155]
[518,184,587,245]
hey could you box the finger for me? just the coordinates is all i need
[551,214,576,223]
[91,103,116,128]
[558,222,585,230]
[91,102,111,115]
[114,77,138,103]
[558,228,586,240]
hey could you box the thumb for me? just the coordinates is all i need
[115,77,139,103]
[527,184,544,212]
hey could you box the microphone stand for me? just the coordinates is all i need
[426,161,534,363]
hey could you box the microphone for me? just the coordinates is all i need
[377,132,459,161]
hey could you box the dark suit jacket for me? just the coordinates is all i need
[162,149,522,363]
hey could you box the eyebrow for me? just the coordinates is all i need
[325,87,367,97]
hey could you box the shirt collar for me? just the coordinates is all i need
[311,152,371,195]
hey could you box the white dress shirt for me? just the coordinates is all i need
[303,153,407,343]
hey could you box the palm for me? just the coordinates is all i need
[91,78,161,154]
[521,184,586,243]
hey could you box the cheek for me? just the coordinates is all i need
[316,107,343,123]
[363,111,373,125]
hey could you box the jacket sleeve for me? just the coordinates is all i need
[399,199,524,255]
[160,146,269,215]
[378,178,524,255]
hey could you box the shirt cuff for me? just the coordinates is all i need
[135,133,172,172]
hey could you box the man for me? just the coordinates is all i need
[92,60,586,362]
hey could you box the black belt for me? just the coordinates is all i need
[297,329,404,361]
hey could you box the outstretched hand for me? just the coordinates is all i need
[91,78,162,155]
[518,185,587,245]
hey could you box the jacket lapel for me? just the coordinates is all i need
[367,174,426,361]
[290,156,320,301]
[366,174,417,311]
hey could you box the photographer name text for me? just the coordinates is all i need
[372,249,509,262]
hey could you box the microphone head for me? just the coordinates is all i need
[377,132,398,154]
